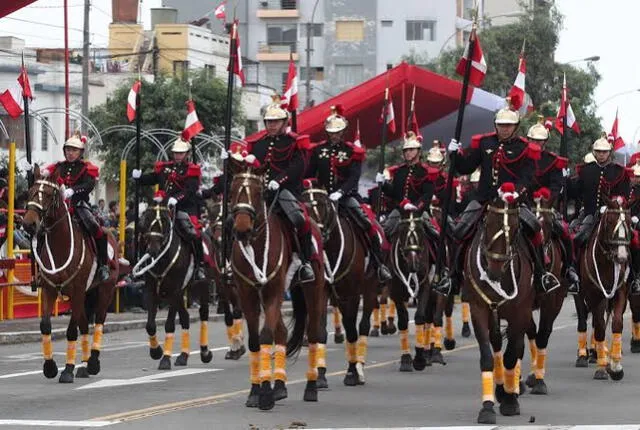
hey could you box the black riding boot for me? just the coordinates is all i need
[369,236,392,282]
[192,239,206,281]
[298,232,315,283]
[561,234,580,294]
[529,239,560,293]
[630,248,640,296]
[96,236,110,282]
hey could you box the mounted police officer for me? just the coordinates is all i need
[426,140,450,204]
[441,101,559,295]
[526,117,580,294]
[306,105,392,282]
[132,134,207,281]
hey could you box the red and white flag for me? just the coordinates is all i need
[555,74,580,135]
[508,51,526,111]
[0,66,32,119]
[380,89,396,134]
[455,27,487,87]
[610,108,625,151]
[214,1,226,21]
[127,80,141,123]
[228,20,245,86]
[183,100,204,141]
[354,119,362,148]
[281,56,298,111]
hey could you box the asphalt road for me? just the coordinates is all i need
[2,300,640,429]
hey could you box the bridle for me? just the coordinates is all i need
[302,187,338,241]
[597,206,631,260]
[27,179,66,231]
[481,202,520,263]
[398,212,424,253]
[131,204,178,278]
[231,172,262,222]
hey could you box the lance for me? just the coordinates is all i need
[289,50,297,133]
[133,73,142,264]
[560,73,569,220]
[375,71,391,220]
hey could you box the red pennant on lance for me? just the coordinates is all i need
[183,100,204,141]
[455,28,486,87]
[354,119,362,148]
[127,80,141,123]
[610,108,625,151]
[0,67,32,119]
[214,1,226,21]
[379,91,396,134]
[18,66,32,100]
[406,85,421,140]
[281,57,298,111]
[508,55,526,111]
[228,21,245,86]
[555,74,580,135]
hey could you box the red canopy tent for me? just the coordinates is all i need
[0,1,38,18]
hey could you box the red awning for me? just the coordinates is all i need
[0,1,38,18]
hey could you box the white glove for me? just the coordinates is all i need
[268,180,280,191]
[220,150,229,160]
[132,169,142,179]
[18,159,32,172]
[562,168,570,178]
[632,216,639,226]
[403,202,418,212]
[448,138,460,152]
[167,197,178,208]
[329,191,343,202]
[375,172,386,184]
[63,188,74,200]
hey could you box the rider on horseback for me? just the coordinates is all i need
[569,133,632,294]
[132,135,207,281]
[526,117,581,294]
[628,160,640,296]
[306,105,392,282]
[440,102,560,296]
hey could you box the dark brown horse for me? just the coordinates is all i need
[228,159,326,410]
[132,203,213,370]
[577,196,630,380]
[464,186,535,424]
[302,186,377,386]
[23,166,121,383]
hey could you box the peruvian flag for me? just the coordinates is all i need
[455,27,487,87]
[379,89,396,134]
[0,66,32,119]
[127,80,141,123]
[555,74,580,135]
[228,20,245,86]
[281,56,298,111]
[183,100,204,141]
[214,1,226,21]
[354,119,362,148]
[610,108,625,151]
[508,51,526,111]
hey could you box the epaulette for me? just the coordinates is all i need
[628,152,640,167]
[245,129,268,144]
[308,140,327,151]
[386,164,403,179]
[154,161,171,174]
[84,161,100,178]
[344,140,365,161]
[626,167,635,179]
[470,132,497,149]
[608,163,627,185]
[187,163,201,178]
[553,154,568,170]
[295,134,311,150]
[526,143,542,160]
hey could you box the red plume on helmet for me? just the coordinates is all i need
[500,182,516,193]
[330,104,345,116]
[181,130,191,142]
[544,118,553,130]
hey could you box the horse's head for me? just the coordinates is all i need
[229,155,267,241]
[23,164,65,236]
[482,183,521,280]
[139,203,172,258]
[532,187,555,243]
[598,195,631,264]
[301,179,336,235]
[396,211,427,273]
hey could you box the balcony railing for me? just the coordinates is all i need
[256,0,299,18]
[256,41,299,61]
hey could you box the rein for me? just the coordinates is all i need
[392,212,428,298]
[132,206,178,279]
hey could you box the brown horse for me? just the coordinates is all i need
[523,190,567,395]
[133,203,213,370]
[464,186,535,424]
[228,159,326,410]
[23,166,121,383]
[302,186,377,386]
[577,196,630,380]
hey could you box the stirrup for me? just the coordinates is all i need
[630,279,640,296]
[194,266,206,281]
[540,272,561,294]
[298,263,315,284]
[567,282,580,295]
[97,265,110,282]
[432,272,452,296]
[377,264,392,282]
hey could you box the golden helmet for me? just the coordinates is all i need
[171,136,192,153]
[592,132,612,152]
[263,95,288,121]
[426,140,444,164]
[583,152,596,163]
[470,168,481,183]
[64,131,86,150]
[402,131,422,150]
[527,116,550,141]
[495,97,520,125]
[324,104,348,133]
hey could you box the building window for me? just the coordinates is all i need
[301,23,323,37]
[300,66,324,81]
[381,20,393,27]
[266,64,289,93]
[204,64,216,79]
[335,64,364,86]
[406,20,436,41]
[173,60,189,78]
[267,24,297,49]
[463,0,474,19]
[336,20,365,42]
[41,116,49,151]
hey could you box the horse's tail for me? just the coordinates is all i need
[286,283,307,358]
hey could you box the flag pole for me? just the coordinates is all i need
[289,50,297,133]
[560,73,568,220]
[375,84,390,220]
[133,72,142,264]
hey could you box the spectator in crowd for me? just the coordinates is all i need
[108,200,119,229]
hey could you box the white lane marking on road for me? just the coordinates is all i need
[0,367,65,380]
[310,427,640,430]
[0,419,116,427]
[76,368,222,390]
[2,342,150,362]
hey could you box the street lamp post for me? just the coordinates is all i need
[596,88,640,108]
[560,55,601,65]
[305,0,321,109]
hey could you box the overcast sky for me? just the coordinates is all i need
[0,0,637,151]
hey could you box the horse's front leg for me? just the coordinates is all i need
[158,297,178,370]
[59,313,78,384]
[592,300,609,380]
[472,303,497,425]
[341,295,361,386]
[87,283,115,376]
[573,294,590,367]
[630,293,640,353]
[392,287,412,372]
[272,315,288,403]
[198,283,213,363]
[75,306,91,379]
[500,326,525,417]
[145,283,163,360]
[256,286,281,411]
[444,292,457,350]
[40,288,58,379]
[238,288,261,409]
[608,288,628,381]
[174,292,191,367]
[430,292,447,365]
[354,280,378,385]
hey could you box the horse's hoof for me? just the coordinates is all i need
[525,373,537,388]
[593,368,609,380]
[575,355,589,368]
[149,345,163,360]
[380,321,389,335]
[245,384,260,408]
[317,367,328,389]
[477,401,497,424]
[412,348,426,371]
[43,359,58,379]
[303,380,318,402]
[58,364,75,384]
[495,384,506,404]
[87,351,101,376]
[530,379,548,395]
[334,332,345,344]
[607,365,624,381]
[461,322,471,338]
[431,347,446,365]
[200,347,213,363]
[369,327,380,337]
[588,348,597,364]
[399,353,413,372]
[236,344,247,358]
[344,363,358,386]
[75,366,90,378]
[387,320,397,335]
[519,379,527,395]
[499,393,520,416]
[273,380,288,401]
[444,338,456,351]
[174,352,189,366]
[630,338,640,353]
[158,355,172,370]
[258,381,275,411]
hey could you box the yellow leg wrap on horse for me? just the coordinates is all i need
[504,368,515,394]
[493,352,504,385]
[226,326,234,344]
[400,329,410,354]
[149,335,159,349]
[433,326,443,349]
[445,316,454,340]
[535,348,547,379]
[346,341,357,363]
[180,331,190,354]
[461,302,471,323]
[199,321,208,347]
[42,335,53,360]
[633,322,640,340]
[356,335,368,364]
[481,371,494,403]
[528,339,538,373]
[259,344,272,383]
[249,351,260,385]
[66,340,77,365]
[596,340,607,367]
[233,319,244,341]
[92,324,104,351]
[611,333,622,362]
[274,344,286,381]
[307,343,318,381]
[577,331,587,356]
[81,334,90,362]
[514,360,522,395]
[373,307,380,328]
[333,308,342,329]
[380,303,387,321]
[317,343,327,368]
[424,324,433,350]
[590,332,596,350]
[163,333,174,357]
[415,323,425,348]
[388,300,396,318]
